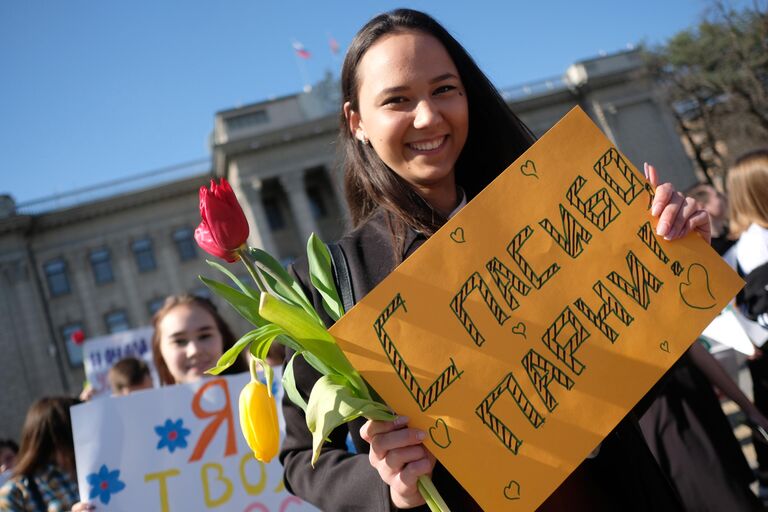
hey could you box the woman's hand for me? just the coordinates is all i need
[644,163,711,244]
[360,416,435,509]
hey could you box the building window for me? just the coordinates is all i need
[90,248,114,284]
[147,297,165,317]
[307,186,328,219]
[263,197,286,231]
[226,110,270,132]
[105,310,130,333]
[173,228,197,261]
[44,258,71,297]
[132,238,156,272]
[61,323,84,365]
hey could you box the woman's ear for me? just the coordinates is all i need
[344,101,365,141]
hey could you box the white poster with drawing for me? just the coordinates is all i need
[71,371,317,511]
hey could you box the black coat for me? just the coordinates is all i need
[280,208,682,511]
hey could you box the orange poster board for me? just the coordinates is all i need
[329,107,743,510]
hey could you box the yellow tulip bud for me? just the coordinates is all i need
[239,377,280,462]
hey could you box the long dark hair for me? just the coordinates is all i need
[340,8,535,255]
[13,396,79,478]
[151,294,248,385]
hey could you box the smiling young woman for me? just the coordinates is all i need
[151,294,247,386]
[280,8,709,511]
[344,30,469,215]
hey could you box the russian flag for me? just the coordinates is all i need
[329,36,340,55]
[292,41,311,59]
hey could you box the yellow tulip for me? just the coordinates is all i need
[239,376,280,462]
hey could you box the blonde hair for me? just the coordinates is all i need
[727,149,768,238]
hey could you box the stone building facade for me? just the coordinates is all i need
[0,49,696,438]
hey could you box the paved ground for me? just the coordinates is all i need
[721,363,760,496]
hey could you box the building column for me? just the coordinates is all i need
[279,170,321,244]
[115,242,145,325]
[70,250,102,335]
[240,178,279,256]
[158,236,184,294]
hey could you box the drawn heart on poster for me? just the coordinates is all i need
[679,263,716,310]
[450,227,466,244]
[503,480,521,500]
[520,160,538,178]
[429,418,451,449]
[511,322,527,338]
[659,340,670,353]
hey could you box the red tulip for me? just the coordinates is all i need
[194,178,249,262]
[71,329,85,345]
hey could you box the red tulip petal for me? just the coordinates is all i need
[194,223,239,262]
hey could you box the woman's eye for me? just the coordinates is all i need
[173,338,188,346]
[382,96,407,106]
[434,85,456,95]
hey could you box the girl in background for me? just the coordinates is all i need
[151,294,248,385]
[728,149,768,499]
[0,397,82,511]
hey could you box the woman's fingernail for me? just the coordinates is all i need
[643,162,649,179]
[394,416,409,426]
[656,221,669,237]
[650,203,660,216]
[416,430,426,441]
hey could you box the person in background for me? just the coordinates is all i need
[688,182,734,255]
[107,357,153,396]
[0,440,18,487]
[151,294,248,385]
[0,397,91,511]
[727,149,768,500]
[280,8,709,511]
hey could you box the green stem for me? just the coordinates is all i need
[239,247,268,293]
[417,475,451,512]
[248,357,259,382]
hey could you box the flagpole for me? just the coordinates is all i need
[291,39,311,92]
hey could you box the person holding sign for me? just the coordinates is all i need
[280,9,709,511]
[0,397,87,511]
[150,294,248,385]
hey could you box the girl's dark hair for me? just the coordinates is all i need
[151,294,247,385]
[13,396,79,478]
[340,8,535,256]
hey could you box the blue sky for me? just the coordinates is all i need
[1,1,724,205]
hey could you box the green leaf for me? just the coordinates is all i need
[259,294,368,398]
[207,328,257,375]
[307,234,345,321]
[244,324,286,362]
[283,351,308,413]
[306,374,395,465]
[206,260,259,301]
[248,247,321,322]
[207,324,284,375]
[200,276,264,327]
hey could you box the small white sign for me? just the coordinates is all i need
[82,327,158,396]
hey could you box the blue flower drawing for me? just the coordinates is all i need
[87,465,126,505]
[155,418,191,453]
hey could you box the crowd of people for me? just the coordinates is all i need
[0,8,766,512]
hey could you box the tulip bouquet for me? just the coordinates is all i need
[194,178,451,512]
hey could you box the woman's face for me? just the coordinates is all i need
[158,303,224,384]
[346,30,469,203]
